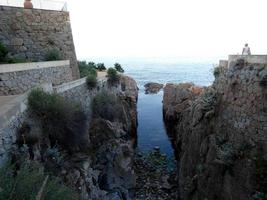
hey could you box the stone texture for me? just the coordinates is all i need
[0,74,138,199]
[0,64,72,95]
[163,58,267,200]
[0,5,79,79]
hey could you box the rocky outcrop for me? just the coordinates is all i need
[9,75,138,200]
[144,82,164,94]
[163,58,267,200]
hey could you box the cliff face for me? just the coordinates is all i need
[163,57,267,200]
[10,75,138,200]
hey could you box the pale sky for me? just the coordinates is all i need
[68,0,267,59]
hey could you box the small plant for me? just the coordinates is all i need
[213,66,220,78]
[114,63,124,73]
[45,49,62,61]
[27,89,87,152]
[196,164,205,174]
[107,67,119,84]
[201,88,217,111]
[252,191,267,200]
[86,74,97,89]
[0,162,79,200]
[0,42,8,63]
[92,92,117,120]
[96,63,106,71]
[78,61,97,78]
[216,143,237,166]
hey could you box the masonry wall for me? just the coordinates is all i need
[0,60,73,95]
[0,5,80,79]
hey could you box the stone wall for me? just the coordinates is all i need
[0,60,72,95]
[0,5,79,79]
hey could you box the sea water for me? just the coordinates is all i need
[88,57,218,157]
[124,60,215,157]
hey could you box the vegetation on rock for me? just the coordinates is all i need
[0,42,8,63]
[27,89,87,152]
[45,49,62,61]
[96,63,106,71]
[92,91,121,121]
[0,162,79,200]
[213,65,220,78]
[107,67,119,85]
[114,63,124,73]
[78,61,97,78]
[86,74,97,89]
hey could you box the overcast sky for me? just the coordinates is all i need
[68,0,267,59]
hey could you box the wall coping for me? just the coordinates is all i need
[53,76,107,93]
[53,77,86,93]
[0,60,70,73]
[0,4,69,13]
[228,55,267,64]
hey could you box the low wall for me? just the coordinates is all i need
[228,55,267,65]
[0,60,72,95]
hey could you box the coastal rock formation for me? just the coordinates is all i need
[144,82,164,94]
[9,75,138,200]
[163,57,267,200]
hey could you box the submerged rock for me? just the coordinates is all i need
[134,152,178,200]
[144,82,164,94]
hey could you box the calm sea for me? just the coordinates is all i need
[87,57,219,157]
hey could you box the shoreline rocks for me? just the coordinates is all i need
[144,82,164,94]
[163,59,267,200]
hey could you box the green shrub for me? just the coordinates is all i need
[86,74,97,89]
[96,63,106,71]
[216,143,237,166]
[92,92,125,122]
[107,67,119,84]
[0,162,79,200]
[27,89,87,152]
[114,63,124,73]
[78,61,97,78]
[213,66,220,78]
[45,49,62,61]
[0,42,8,63]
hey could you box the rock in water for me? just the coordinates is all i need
[144,82,164,94]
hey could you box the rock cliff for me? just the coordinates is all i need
[163,57,267,200]
[11,75,138,200]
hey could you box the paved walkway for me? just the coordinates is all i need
[0,94,26,129]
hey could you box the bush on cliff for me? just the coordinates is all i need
[27,89,87,152]
[0,42,8,63]
[86,74,97,89]
[45,49,62,61]
[96,63,106,71]
[78,61,97,78]
[107,67,119,85]
[0,162,79,200]
[213,66,220,78]
[92,92,125,122]
[114,63,124,73]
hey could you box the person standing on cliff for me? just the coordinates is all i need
[242,43,251,55]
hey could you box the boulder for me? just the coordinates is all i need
[144,82,164,94]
